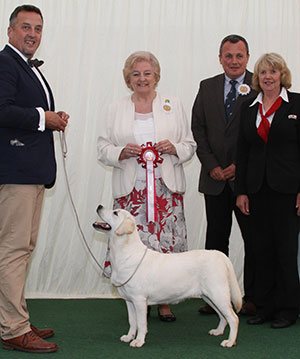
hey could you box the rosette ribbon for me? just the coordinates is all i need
[137,142,163,222]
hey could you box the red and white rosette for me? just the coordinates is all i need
[137,142,163,222]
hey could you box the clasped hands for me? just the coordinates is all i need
[119,140,176,161]
[209,164,235,182]
[210,164,250,216]
[45,111,69,132]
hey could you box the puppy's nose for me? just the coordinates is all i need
[97,205,103,212]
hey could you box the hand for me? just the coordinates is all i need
[236,195,250,216]
[296,193,300,216]
[119,143,142,160]
[223,164,236,181]
[45,111,69,131]
[155,140,176,155]
[209,166,226,181]
[57,111,70,122]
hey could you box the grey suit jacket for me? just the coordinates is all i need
[192,70,256,195]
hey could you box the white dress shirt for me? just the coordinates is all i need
[7,43,50,131]
[250,87,289,127]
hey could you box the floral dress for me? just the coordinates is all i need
[103,178,187,277]
[103,112,187,277]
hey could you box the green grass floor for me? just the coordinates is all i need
[1,298,299,359]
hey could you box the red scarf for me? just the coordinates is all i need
[258,97,282,143]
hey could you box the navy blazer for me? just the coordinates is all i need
[235,91,300,195]
[0,45,56,188]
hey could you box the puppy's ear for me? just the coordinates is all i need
[115,218,135,236]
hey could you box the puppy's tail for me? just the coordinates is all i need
[226,258,242,313]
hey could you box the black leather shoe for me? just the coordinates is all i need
[247,314,267,325]
[158,308,176,322]
[271,318,296,329]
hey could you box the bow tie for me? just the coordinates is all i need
[28,58,44,68]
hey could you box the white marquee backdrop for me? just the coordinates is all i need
[0,0,299,298]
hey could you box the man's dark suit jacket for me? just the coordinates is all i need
[235,91,300,195]
[0,45,56,188]
[192,70,256,195]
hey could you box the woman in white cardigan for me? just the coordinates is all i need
[97,51,196,321]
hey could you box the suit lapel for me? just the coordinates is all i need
[216,74,227,123]
[4,46,51,110]
[248,102,260,135]
[36,67,55,111]
[269,95,293,133]
[227,70,254,127]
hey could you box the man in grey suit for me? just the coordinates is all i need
[192,34,256,315]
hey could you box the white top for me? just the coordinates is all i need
[134,112,161,180]
[97,93,196,198]
[250,87,289,127]
[7,43,49,131]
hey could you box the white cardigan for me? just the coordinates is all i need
[97,93,196,198]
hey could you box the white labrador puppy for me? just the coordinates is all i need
[93,205,242,348]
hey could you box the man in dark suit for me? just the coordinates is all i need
[191,34,256,315]
[0,5,69,353]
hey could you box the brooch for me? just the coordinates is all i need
[162,99,173,113]
[288,114,297,120]
[237,84,251,96]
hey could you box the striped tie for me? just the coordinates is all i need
[225,80,237,121]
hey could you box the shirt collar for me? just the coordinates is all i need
[224,72,246,86]
[250,87,289,107]
[7,43,30,63]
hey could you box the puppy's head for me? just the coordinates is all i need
[93,205,135,237]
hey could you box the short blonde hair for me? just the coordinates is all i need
[252,53,291,92]
[123,51,161,91]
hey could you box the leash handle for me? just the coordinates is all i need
[59,131,68,158]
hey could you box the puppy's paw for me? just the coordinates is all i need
[220,339,235,348]
[209,328,224,336]
[129,339,145,348]
[120,334,135,343]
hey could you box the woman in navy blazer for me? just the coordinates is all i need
[235,53,300,329]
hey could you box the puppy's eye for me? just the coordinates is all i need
[113,211,118,216]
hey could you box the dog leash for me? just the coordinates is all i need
[59,131,148,287]
[59,131,105,271]
[113,247,148,288]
